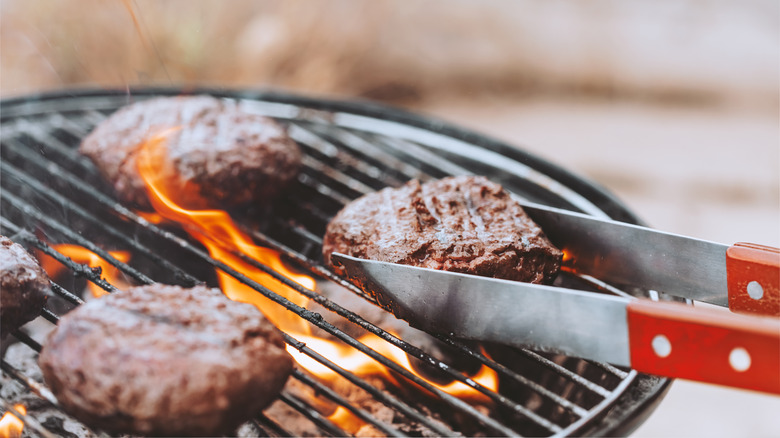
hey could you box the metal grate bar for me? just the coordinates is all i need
[1,195,130,294]
[572,272,635,300]
[40,307,60,324]
[273,192,341,227]
[247,226,380,305]
[430,324,619,402]
[214,217,560,431]
[60,218,484,437]
[10,116,372,234]
[183,140,618,418]
[10,330,42,353]
[586,361,630,380]
[249,221,602,407]
[302,121,430,183]
[246,216,612,418]
[293,134,389,195]
[1,143,203,269]
[517,350,612,398]
[282,334,458,437]
[0,191,153,287]
[278,392,350,437]
[1,160,201,287]
[0,399,58,438]
[432,335,590,418]
[0,121,97,181]
[48,282,85,307]
[254,413,294,437]
[300,155,375,198]
[0,92,656,437]
[8,118,353,220]
[27,128,96,174]
[270,218,327,248]
[3,142,576,436]
[5,327,341,438]
[49,112,96,138]
[0,220,86,307]
[290,123,406,189]
[2,234,106,306]
[369,134,472,178]
[1,361,59,407]
[0,160,477,433]
[297,173,351,206]
[221,233,563,431]
[11,219,334,436]
[81,109,113,129]
[5,213,445,434]
[550,273,633,381]
[291,370,405,437]
[6,340,351,438]
[232,262,493,434]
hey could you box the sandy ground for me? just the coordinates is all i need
[419,97,780,437]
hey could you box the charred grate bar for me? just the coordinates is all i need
[3,152,520,435]
[0,88,671,437]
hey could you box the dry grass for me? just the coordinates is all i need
[1,0,777,105]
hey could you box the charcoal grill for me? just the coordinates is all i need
[0,88,672,437]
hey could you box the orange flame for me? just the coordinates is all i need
[136,129,498,430]
[0,404,26,438]
[137,128,313,331]
[328,407,365,434]
[135,210,168,225]
[289,333,496,403]
[39,244,132,298]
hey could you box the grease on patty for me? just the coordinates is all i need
[323,176,562,284]
[38,284,293,436]
[79,95,301,210]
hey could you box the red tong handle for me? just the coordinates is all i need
[627,299,780,394]
[726,243,780,316]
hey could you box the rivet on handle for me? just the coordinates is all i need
[627,299,780,394]
[726,243,780,316]
[728,347,751,372]
[746,281,763,300]
[651,334,671,358]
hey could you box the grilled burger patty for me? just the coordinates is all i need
[80,95,302,210]
[323,176,563,284]
[0,235,49,339]
[38,284,293,436]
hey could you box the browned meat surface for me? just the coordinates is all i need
[38,284,293,436]
[79,95,301,210]
[323,176,562,284]
[0,235,49,339]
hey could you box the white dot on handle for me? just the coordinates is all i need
[729,347,751,372]
[651,335,672,358]
[747,281,764,300]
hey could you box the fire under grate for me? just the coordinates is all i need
[0,88,671,437]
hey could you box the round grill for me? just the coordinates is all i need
[0,88,671,437]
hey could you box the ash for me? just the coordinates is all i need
[1,342,103,438]
[1,281,493,436]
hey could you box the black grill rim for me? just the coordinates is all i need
[0,86,672,437]
[1,86,644,226]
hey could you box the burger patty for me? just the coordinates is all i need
[38,284,294,436]
[0,236,49,339]
[79,95,302,210]
[323,176,563,284]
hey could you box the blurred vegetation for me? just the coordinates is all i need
[1,0,777,106]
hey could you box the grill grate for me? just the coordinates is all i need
[0,89,670,437]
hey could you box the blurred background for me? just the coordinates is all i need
[1,0,778,436]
